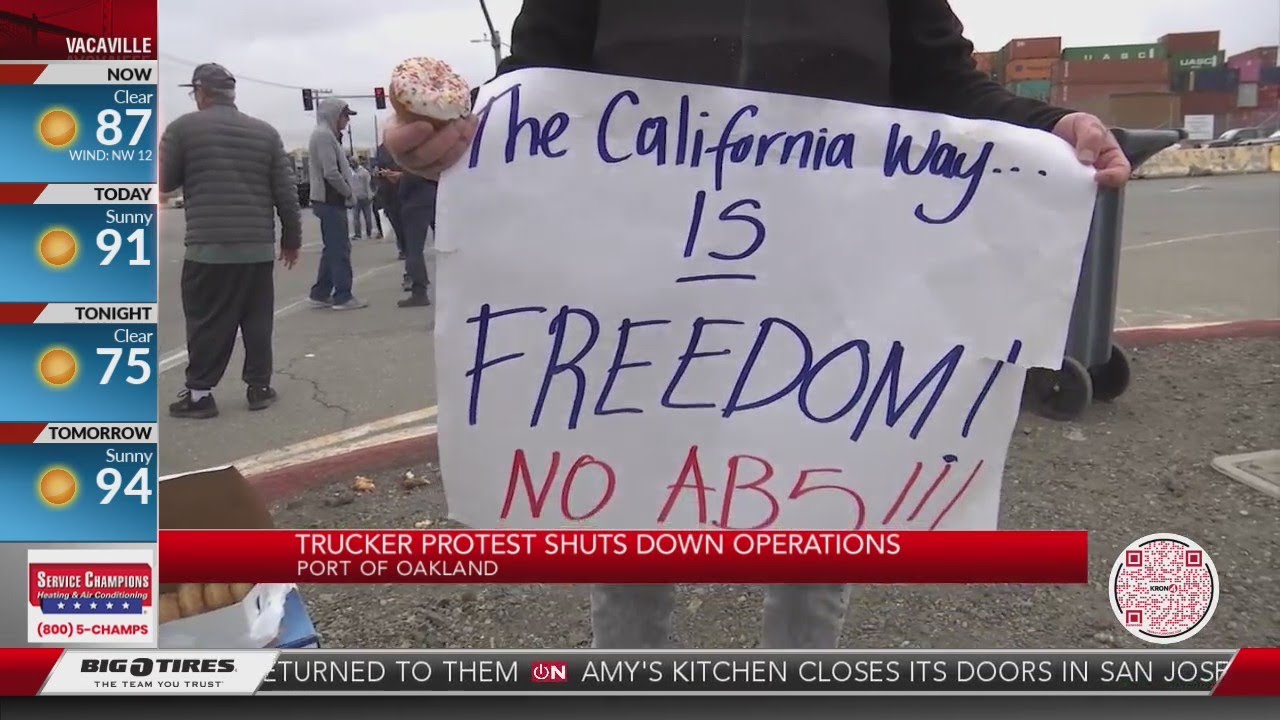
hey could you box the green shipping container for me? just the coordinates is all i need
[1170,51,1225,70]
[1007,80,1052,101]
[1062,44,1165,61]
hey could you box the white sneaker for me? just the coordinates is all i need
[307,298,331,309]
[332,298,369,310]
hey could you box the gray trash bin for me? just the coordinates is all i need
[1025,128,1187,421]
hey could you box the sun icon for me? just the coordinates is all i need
[38,109,78,148]
[38,467,79,508]
[38,347,78,387]
[38,229,78,268]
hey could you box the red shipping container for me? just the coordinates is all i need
[1228,46,1279,67]
[1052,82,1171,105]
[1055,59,1170,85]
[1004,36,1062,61]
[1159,31,1220,55]
[1259,85,1280,109]
[1226,108,1275,129]
[1229,57,1264,83]
[1004,58,1058,81]
[1179,91,1237,115]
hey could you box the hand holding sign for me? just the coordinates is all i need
[435,68,1097,531]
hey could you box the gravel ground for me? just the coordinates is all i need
[272,337,1280,649]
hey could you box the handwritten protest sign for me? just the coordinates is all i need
[435,68,1097,531]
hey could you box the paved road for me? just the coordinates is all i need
[157,209,438,475]
[157,174,1280,475]
[1117,174,1280,327]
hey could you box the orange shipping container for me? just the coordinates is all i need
[1052,82,1172,105]
[973,51,999,74]
[1108,92,1182,128]
[1159,31,1220,55]
[1004,36,1062,61]
[1055,58,1170,85]
[1004,58,1058,82]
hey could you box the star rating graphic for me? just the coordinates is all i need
[40,594,148,615]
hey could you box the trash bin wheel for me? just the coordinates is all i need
[1090,343,1132,402]
[1025,357,1093,421]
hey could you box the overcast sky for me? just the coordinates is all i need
[115,0,1274,149]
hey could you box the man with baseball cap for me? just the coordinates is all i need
[160,63,302,420]
[307,97,368,310]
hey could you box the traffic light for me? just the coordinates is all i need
[302,88,314,111]
[374,86,386,110]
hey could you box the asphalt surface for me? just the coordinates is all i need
[156,209,438,474]
[273,337,1280,650]
[157,174,1280,475]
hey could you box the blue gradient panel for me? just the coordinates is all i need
[0,85,156,183]
[0,325,157,422]
[0,444,156,543]
[0,205,156,303]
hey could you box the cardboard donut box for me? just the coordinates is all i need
[159,466,319,649]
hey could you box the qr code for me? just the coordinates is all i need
[1111,535,1217,644]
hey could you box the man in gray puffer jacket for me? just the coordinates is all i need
[160,63,302,419]
[307,97,368,310]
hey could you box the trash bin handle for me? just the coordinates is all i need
[1110,127,1188,168]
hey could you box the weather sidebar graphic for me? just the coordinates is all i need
[1,0,160,649]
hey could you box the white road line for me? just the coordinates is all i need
[236,423,438,477]
[1124,227,1280,252]
[226,406,439,470]
[158,260,402,373]
[1168,184,1208,193]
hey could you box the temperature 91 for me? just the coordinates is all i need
[97,228,149,266]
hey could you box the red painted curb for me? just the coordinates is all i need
[1115,319,1280,348]
[246,319,1280,504]
[251,432,440,504]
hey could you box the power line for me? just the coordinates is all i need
[160,52,312,90]
[42,0,97,21]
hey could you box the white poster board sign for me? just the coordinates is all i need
[1182,114,1215,141]
[436,68,1095,531]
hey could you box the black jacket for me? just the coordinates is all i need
[491,0,1070,132]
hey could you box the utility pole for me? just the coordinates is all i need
[479,0,502,70]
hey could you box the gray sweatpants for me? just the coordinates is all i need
[590,584,853,648]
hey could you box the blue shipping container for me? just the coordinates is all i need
[1261,65,1280,86]
[1173,67,1240,93]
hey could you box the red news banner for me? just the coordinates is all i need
[159,530,1087,584]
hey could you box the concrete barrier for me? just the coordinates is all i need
[1133,145,1276,179]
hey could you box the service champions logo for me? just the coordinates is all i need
[26,548,156,644]
[1109,533,1219,645]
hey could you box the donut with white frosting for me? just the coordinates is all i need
[389,56,471,127]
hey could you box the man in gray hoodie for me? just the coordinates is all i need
[307,97,367,310]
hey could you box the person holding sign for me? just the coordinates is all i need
[384,0,1130,650]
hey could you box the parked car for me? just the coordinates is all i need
[1238,129,1280,146]
[1205,127,1265,147]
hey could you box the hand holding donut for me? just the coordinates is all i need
[383,57,478,180]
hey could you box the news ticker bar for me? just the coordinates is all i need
[4,649,1277,696]
[158,530,1087,584]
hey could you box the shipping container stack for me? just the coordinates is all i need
[1226,46,1280,130]
[973,51,1002,83]
[1052,40,1174,127]
[1160,31,1238,135]
[1002,37,1060,103]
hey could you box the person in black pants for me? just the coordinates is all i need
[159,63,301,419]
[397,173,437,307]
[374,143,407,260]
